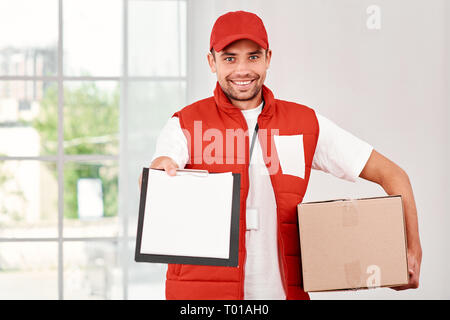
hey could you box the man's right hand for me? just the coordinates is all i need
[138,156,179,189]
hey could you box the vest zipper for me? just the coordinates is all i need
[234,109,250,300]
[260,115,289,298]
[236,107,268,300]
[276,210,289,298]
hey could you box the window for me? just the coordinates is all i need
[0,0,187,299]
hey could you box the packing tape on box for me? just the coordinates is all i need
[343,201,363,289]
[344,260,363,289]
[342,199,359,227]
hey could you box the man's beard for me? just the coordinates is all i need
[221,78,262,102]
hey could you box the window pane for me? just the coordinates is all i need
[63,82,119,155]
[126,81,186,158]
[0,81,58,156]
[125,81,186,236]
[0,0,58,76]
[129,0,186,76]
[0,161,58,238]
[128,241,166,299]
[64,161,119,238]
[63,0,122,76]
[0,242,58,299]
[64,241,123,299]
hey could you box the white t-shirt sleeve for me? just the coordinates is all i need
[151,116,189,169]
[312,112,373,182]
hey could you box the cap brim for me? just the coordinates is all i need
[212,33,268,52]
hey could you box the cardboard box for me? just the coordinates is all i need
[298,195,409,292]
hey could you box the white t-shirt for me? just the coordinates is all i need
[151,103,373,300]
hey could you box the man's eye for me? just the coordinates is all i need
[249,55,259,60]
[225,57,234,62]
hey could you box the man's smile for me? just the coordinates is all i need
[229,79,256,90]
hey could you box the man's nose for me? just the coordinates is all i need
[234,59,251,74]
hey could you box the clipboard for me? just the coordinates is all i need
[135,167,241,267]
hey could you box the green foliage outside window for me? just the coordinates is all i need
[33,82,119,219]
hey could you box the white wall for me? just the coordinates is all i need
[187,0,449,299]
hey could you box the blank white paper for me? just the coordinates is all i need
[140,169,234,259]
[273,134,305,179]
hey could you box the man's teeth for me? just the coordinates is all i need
[233,80,252,85]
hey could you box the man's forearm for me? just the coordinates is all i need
[359,149,421,288]
[380,168,421,255]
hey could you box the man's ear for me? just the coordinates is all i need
[207,52,217,73]
[265,49,272,70]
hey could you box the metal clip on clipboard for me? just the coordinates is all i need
[174,168,209,177]
[149,168,209,177]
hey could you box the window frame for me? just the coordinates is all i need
[0,0,188,300]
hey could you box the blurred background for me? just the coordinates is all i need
[0,0,448,299]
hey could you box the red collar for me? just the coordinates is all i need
[213,81,275,119]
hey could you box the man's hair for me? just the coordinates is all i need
[210,48,268,61]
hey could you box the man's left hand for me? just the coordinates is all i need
[391,249,422,290]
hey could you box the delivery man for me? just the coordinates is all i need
[142,10,422,299]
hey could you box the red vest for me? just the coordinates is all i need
[166,82,319,300]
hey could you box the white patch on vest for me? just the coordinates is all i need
[273,134,305,179]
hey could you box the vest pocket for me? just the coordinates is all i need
[273,134,305,179]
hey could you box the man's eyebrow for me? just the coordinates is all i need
[220,52,237,56]
[248,50,264,55]
[220,50,264,56]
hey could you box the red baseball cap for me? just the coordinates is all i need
[210,11,269,52]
